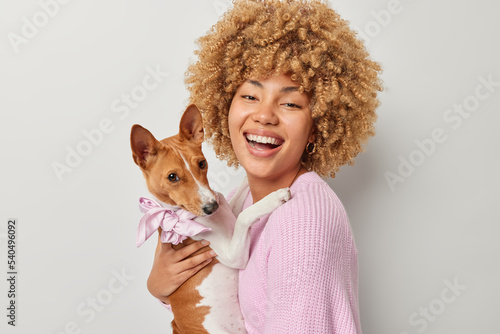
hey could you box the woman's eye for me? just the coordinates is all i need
[283,103,301,108]
[242,95,257,100]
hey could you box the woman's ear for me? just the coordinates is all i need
[308,124,317,144]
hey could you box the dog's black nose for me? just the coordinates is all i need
[202,201,219,215]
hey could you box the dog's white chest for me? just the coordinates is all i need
[196,263,247,333]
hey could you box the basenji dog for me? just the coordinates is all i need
[130,104,290,333]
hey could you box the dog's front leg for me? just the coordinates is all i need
[215,219,253,269]
[217,187,291,269]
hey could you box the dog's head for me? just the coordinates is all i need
[130,104,218,216]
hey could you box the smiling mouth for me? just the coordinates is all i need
[245,133,284,150]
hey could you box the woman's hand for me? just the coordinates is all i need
[147,235,216,304]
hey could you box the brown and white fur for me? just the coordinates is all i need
[131,104,290,333]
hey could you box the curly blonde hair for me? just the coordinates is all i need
[186,0,382,177]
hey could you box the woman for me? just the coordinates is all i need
[147,0,382,332]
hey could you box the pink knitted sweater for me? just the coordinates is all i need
[237,172,361,333]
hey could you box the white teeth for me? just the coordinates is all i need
[246,134,282,146]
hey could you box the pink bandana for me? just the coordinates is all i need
[136,197,211,247]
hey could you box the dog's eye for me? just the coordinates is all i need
[168,173,179,182]
[199,160,207,170]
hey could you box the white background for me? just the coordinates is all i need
[1,0,499,333]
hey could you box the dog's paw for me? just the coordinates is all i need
[274,188,290,203]
[268,187,291,207]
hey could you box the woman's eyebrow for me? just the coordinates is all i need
[247,80,299,93]
[248,80,263,88]
[280,86,299,93]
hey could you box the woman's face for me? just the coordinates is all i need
[228,74,314,186]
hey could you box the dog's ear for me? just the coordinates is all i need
[179,104,204,144]
[130,125,160,170]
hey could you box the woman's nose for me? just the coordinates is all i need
[251,103,278,125]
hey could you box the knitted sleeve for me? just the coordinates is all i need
[263,182,361,333]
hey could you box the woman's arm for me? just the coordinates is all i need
[263,187,361,333]
[147,234,216,304]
